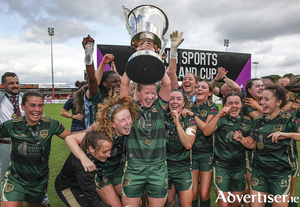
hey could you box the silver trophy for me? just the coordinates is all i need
[122,5,169,84]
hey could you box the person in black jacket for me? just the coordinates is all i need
[55,131,112,207]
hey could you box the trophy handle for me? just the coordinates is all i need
[159,36,168,57]
[122,5,132,36]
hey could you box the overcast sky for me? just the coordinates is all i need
[1,0,300,85]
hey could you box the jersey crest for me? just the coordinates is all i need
[40,130,48,138]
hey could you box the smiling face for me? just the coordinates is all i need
[104,73,121,95]
[89,140,112,162]
[248,80,264,100]
[261,90,282,116]
[3,76,20,96]
[182,73,196,95]
[225,95,243,118]
[169,91,185,115]
[195,81,212,104]
[137,84,157,108]
[21,96,44,126]
[112,108,132,136]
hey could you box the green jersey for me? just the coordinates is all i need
[126,99,167,165]
[0,116,65,185]
[252,112,300,177]
[285,105,299,157]
[190,101,219,157]
[165,114,197,168]
[91,89,106,117]
[242,101,258,116]
[102,135,125,175]
[213,115,253,170]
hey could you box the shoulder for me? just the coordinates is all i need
[254,114,264,120]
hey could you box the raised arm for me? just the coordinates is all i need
[82,35,98,98]
[95,54,115,86]
[210,67,226,96]
[120,72,131,97]
[158,72,172,109]
[169,31,184,90]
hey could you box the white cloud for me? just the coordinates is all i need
[1,0,300,84]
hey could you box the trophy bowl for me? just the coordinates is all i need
[125,50,165,84]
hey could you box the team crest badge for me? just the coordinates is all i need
[216,176,222,183]
[274,125,282,132]
[123,177,130,186]
[243,125,248,131]
[5,184,14,192]
[180,122,184,128]
[40,130,48,138]
[251,178,259,186]
[103,177,108,183]
[200,110,207,117]
[151,106,157,113]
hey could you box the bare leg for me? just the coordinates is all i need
[97,184,122,207]
[166,184,176,207]
[250,190,268,207]
[147,196,167,207]
[199,171,212,201]
[1,201,23,207]
[122,195,142,207]
[178,189,193,207]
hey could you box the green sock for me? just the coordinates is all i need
[265,201,272,207]
[192,198,199,207]
[200,197,210,207]
[288,201,298,207]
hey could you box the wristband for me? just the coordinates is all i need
[222,75,227,80]
[170,50,177,59]
[214,78,218,82]
[71,115,73,119]
[192,113,197,118]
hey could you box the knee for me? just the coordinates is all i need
[166,199,175,207]
[199,191,210,201]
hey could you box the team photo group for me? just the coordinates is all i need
[0,26,300,207]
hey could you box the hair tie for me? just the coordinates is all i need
[108,104,122,121]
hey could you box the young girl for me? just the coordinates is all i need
[203,92,253,207]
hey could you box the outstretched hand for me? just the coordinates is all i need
[170,30,184,51]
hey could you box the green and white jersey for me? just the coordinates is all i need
[102,135,125,175]
[0,116,65,185]
[126,99,167,165]
[252,112,300,177]
[213,115,253,170]
[190,101,219,158]
[164,114,197,168]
